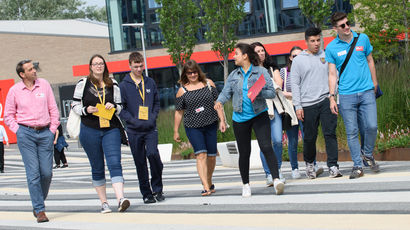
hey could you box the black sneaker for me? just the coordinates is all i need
[361,154,380,172]
[153,192,165,202]
[53,165,60,169]
[143,196,156,204]
[349,166,364,179]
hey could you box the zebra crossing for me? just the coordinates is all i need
[0,142,410,229]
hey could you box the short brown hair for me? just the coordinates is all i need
[129,52,144,65]
[331,12,348,27]
[16,59,31,78]
[179,59,207,85]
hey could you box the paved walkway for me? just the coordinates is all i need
[0,143,409,229]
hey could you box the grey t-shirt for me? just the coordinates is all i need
[290,49,329,110]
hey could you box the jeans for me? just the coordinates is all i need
[128,130,163,199]
[302,98,339,168]
[286,122,301,170]
[79,123,123,186]
[185,122,218,156]
[260,108,283,175]
[16,125,54,214]
[339,89,378,167]
[0,142,4,171]
[233,111,279,184]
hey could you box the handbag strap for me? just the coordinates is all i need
[283,68,288,92]
[338,33,360,84]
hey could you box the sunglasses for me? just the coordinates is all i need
[292,54,298,58]
[186,71,198,76]
[338,21,350,29]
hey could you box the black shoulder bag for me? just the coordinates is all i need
[338,33,383,98]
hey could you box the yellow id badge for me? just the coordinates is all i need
[138,106,149,120]
[99,117,110,128]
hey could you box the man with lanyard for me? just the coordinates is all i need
[4,59,60,222]
[326,12,380,179]
[119,51,165,203]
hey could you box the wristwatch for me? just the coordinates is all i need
[329,94,335,98]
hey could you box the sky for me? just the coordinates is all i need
[84,0,106,8]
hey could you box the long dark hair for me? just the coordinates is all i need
[250,41,278,70]
[179,59,207,85]
[235,43,260,66]
[88,54,112,87]
[287,46,303,72]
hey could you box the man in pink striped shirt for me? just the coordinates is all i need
[4,60,60,223]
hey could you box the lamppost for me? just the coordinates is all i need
[122,23,149,77]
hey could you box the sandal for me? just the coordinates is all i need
[201,190,211,196]
[210,184,215,193]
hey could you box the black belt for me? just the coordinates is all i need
[19,124,49,131]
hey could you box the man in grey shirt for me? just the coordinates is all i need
[291,27,342,179]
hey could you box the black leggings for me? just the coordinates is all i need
[233,111,279,184]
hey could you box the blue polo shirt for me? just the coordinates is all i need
[325,30,374,95]
[233,65,266,122]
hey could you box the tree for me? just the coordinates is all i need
[156,0,200,74]
[201,0,246,81]
[351,0,409,60]
[298,0,335,49]
[0,0,107,22]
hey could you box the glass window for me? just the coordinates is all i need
[107,0,351,52]
[282,0,298,9]
[148,0,161,8]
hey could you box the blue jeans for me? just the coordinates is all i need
[16,125,54,214]
[79,123,123,186]
[286,123,300,170]
[339,89,378,167]
[260,108,283,175]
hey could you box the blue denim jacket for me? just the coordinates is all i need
[217,65,275,113]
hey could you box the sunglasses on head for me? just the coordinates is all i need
[338,21,350,29]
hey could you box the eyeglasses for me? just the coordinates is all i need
[338,21,350,29]
[92,62,104,67]
[186,71,198,76]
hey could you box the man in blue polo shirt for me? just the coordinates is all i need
[326,12,380,179]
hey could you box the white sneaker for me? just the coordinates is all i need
[101,202,112,214]
[242,183,251,198]
[315,164,324,177]
[279,169,286,184]
[273,179,284,195]
[266,174,274,187]
[291,169,301,179]
[329,166,343,178]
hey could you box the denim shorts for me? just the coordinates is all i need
[184,122,218,156]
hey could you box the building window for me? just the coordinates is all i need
[106,0,351,52]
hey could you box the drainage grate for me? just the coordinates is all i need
[226,142,238,154]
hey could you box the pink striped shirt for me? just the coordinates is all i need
[4,78,60,133]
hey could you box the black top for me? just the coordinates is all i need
[81,80,121,130]
[175,85,219,128]
[57,124,63,137]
